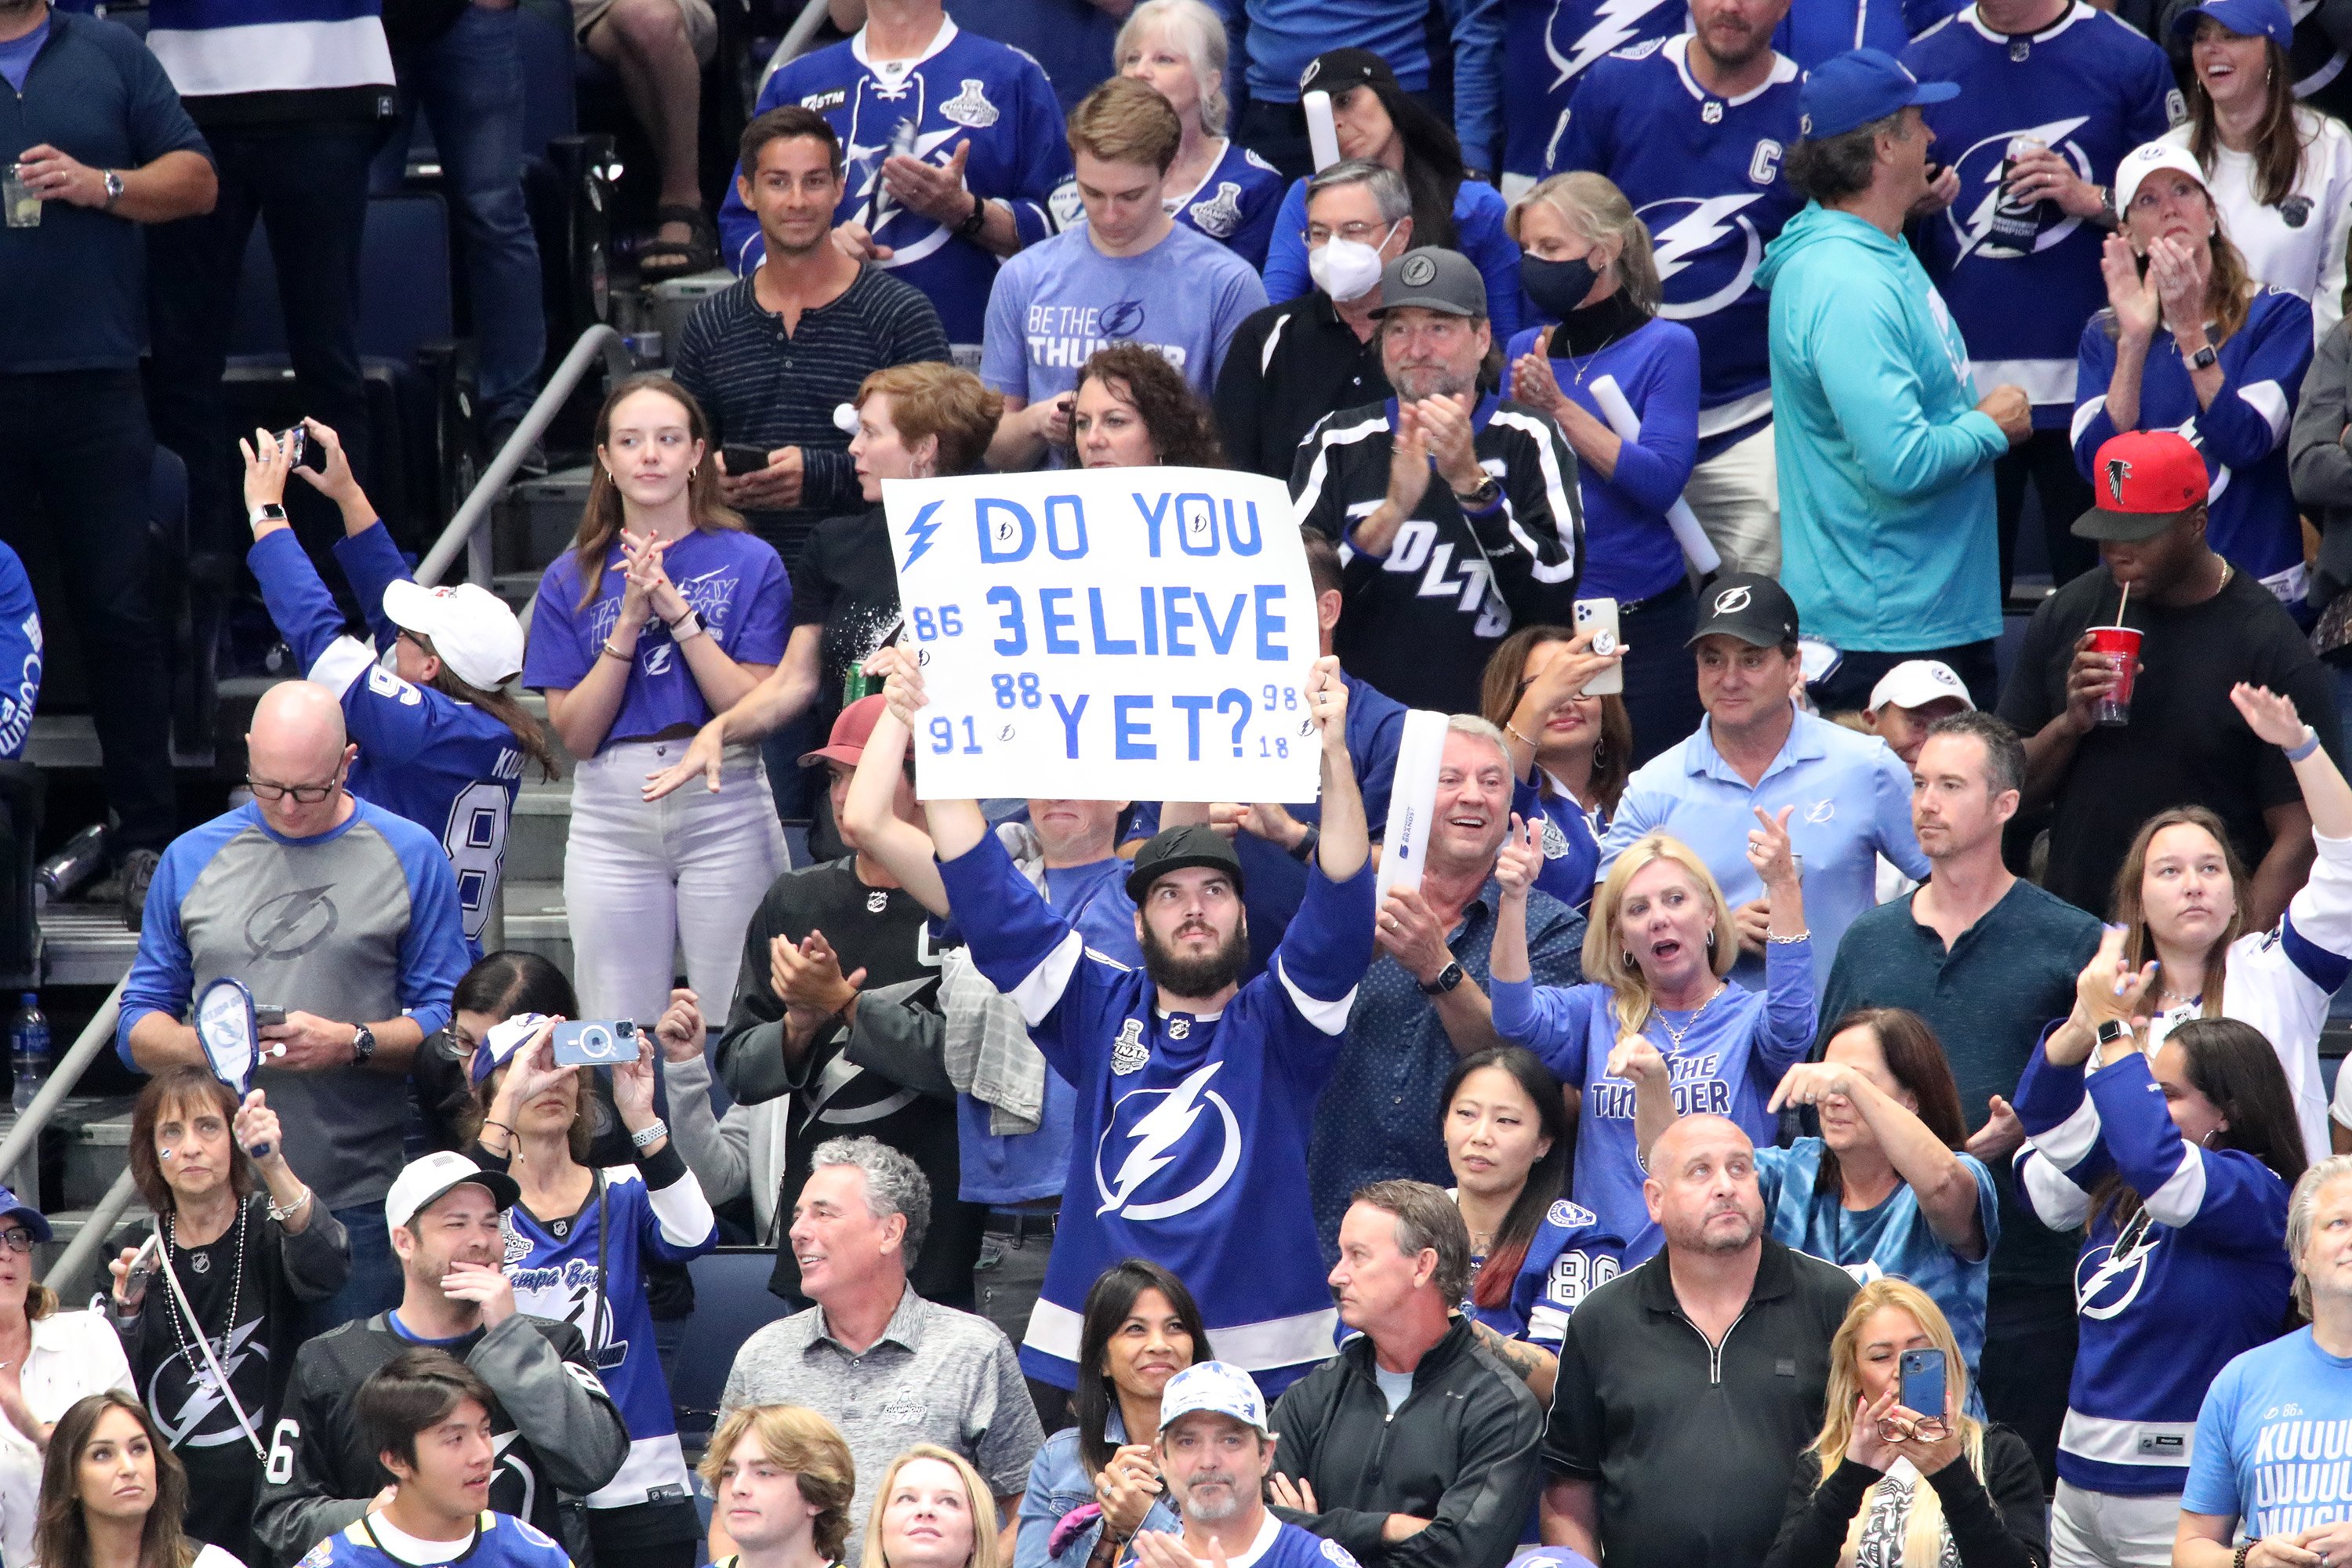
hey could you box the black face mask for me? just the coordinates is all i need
[1520,252,1602,318]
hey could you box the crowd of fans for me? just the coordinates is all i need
[26,0,2352,1563]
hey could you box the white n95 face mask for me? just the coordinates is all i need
[1309,230,1390,303]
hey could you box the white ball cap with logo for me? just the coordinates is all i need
[382,579,528,691]
[1157,1359,1273,1435]
[1867,659,1975,715]
[384,1148,521,1232]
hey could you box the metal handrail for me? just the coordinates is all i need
[0,977,123,1192]
[46,1165,138,1294]
[416,323,635,588]
[756,0,833,103]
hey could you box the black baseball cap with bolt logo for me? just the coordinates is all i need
[1371,248,1487,318]
[1686,572,1802,648]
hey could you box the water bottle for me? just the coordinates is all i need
[34,824,108,909]
[10,995,46,1116]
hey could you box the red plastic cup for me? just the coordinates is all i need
[2087,626,2142,727]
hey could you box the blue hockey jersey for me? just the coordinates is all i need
[1903,2,2180,426]
[1465,1198,1628,1352]
[718,17,1071,357]
[249,524,528,952]
[2072,286,2315,601]
[1501,0,1688,187]
[1167,140,1286,271]
[935,827,1377,1396]
[1772,0,1959,68]
[298,1512,571,1568]
[0,542,39,761]
[1551,36,1803,456]
[2015,1042,2295,1497]
[500,1158,717,1512]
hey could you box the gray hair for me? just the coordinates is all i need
[1351,1180,1473,1305]
[809,1135,931,1258]
[1116,0,1232,136]
[1445,713,1514,775]
[1785,111,1907,205]
[2288,1155,2352,1314]
[1306,158,1412,227]
[1924,710,2024,800]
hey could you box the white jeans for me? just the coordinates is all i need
[563,739,789,1027]
[1682,420,1782,576]
[2050,1479,2181,1568]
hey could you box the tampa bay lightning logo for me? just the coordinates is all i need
[1098,299,1148,339]
[1543,0,1682,93]
[1639,194,1768,319]
[2077,1208,2162,1319]
[1943,117,2092,262]
[147,1316,267,1447]
[1094,1061,1243,1221]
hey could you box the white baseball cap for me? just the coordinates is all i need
[382,580,527,691]
[384,1150,520,1232]
[2113,140,2212,220]
[1157,1360,1272,1435]
[1867,659,1975,716]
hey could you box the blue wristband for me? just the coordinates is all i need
[2287,728,2323,763]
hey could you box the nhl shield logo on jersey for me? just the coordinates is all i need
[867,890,890,913]
[942,79,999,128]
[1321,1541,1361,1568]
[1111,1018,1149,1076]
[1167,1018,1191,1039]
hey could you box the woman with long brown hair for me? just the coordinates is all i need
[2161,0,2352,338]
[1763,1279,2044,1568]
[0,1188,132,1568]
[1061,345,1225,470]
[2074,143,2314,601]
[521,375,790,1027]
[1479,624,1631,913]
[31,1393,241,1568]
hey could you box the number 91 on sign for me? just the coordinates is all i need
[922,677,1313,763]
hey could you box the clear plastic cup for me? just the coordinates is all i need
[3,166,39,230]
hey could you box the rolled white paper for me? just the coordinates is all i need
[1587,373,1722,575]
[1375,709,1450,903]
[1304,92,1342,174]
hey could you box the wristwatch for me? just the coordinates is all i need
[2092,1018,2132,1051]
[102,170,124,211]
[251,503,288,526]
[350,1023,376,1066]
[1420,960,1466,996]
[1454,475,1501,510]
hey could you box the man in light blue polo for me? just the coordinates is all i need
[1755,48,2034,715]
[1598,575,1925,996]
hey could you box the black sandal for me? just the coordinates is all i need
[637,203,717,281]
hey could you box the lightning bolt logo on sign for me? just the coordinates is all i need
[901,499,946,570]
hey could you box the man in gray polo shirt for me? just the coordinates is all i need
[717,1136,1041,1562]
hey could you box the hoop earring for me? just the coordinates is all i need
[1705,927,1718,951]
[688,463,699,479]
[1592,736,1609,771]
[1621,951,1639,971]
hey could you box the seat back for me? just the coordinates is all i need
[673,1247,794,1442]
[227,191,456,364]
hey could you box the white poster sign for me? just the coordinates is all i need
[885,465,1321,802]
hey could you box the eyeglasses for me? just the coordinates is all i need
[247,775,342,804]
[0,1229,35,1254]
[1877,1413,1950,1443]
[1305,222,1387,247]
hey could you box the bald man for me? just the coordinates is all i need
[118,681,471,1324]
[1539,1115,1857,1568]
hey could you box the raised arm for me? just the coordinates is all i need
[1305,655,1369,880]
[879,651,988,860]
[1609,1036,1676,1170]
[1769,1058,1987,1258]
[2234,682,2352,840]
[844,648,949,917]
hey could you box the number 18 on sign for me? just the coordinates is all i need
[886,466,1321,803]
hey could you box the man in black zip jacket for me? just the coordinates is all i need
[1540,1115,1857,1567]
[1264,1180,1541,1568]
[256,1153,630,1568]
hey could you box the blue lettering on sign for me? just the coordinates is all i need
[1198,593,1246,655]
[1255,586,1289,661]
[1164,590,1197,655]
[1053,693,1089,757]
[1134,492,1174,557]
[1140,588,1159,655]
[1172,694,1213,760]
[1223,499,1263,554]
[1045,495,1088,559]
[1040,588,1079,653]
[978,499,1036,563]
[989,585,1027,655]
[1217,690,1251,755]
[1178,494,1218,556]
[1116,696,1156,759]
[1087,588,1136,655]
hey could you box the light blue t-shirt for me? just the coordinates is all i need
[1374,1364,1415,1414]
[1598,706,1929,995]
[0,19,48,93]
[978,220,1266,408]
[2183,1327,2352,1536]
[1755,1138,1998,1394]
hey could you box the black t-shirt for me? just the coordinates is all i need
[1997,564,2343,914]
[714,858,985,1305]
[789,506,902,736]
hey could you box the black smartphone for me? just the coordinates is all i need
[1900,1348,1947,1420]
[253,1005,287,1028]
[720,445,771,477]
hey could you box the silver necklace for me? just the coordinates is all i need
[165,1200,246,1369]
[1651,982,1727,1049]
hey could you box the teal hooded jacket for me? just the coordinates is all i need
[1758,201,2010,652]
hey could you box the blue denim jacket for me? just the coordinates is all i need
[1014,1413,1181,1568]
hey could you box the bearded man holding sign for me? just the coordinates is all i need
[882,649,1372,1398]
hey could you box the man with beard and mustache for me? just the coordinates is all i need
[1538,1115,1856,1566]
[1293,247,1581,715]
[901,652,1374,1400]
[1128,1362,1361,1568]
[258,1153,629,1567]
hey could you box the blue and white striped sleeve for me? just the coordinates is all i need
[0,544,40,760]
[2085,1048,2289,1250]
[2011,1039,2105,1230]
[1267,859,1377,1036]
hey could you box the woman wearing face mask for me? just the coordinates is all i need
[1116,0,1283,270]
[1062,346,1225,471]
[1260,49,1524,338]
[2076,143,2314,610]
[2159,0,2352,341]
[1478,626,1632,913]
[33,1393,247,1568]
[1501,173,1703,757]
[1210,158,1405,481]
[523,376,791,1028]
[1014,1262,1207,1568]
[641,365,1003,824]
[2016,950,2305,1568]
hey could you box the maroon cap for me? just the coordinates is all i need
[799,694,889,769]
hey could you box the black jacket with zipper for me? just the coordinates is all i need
[1268,1313,1544,1568]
